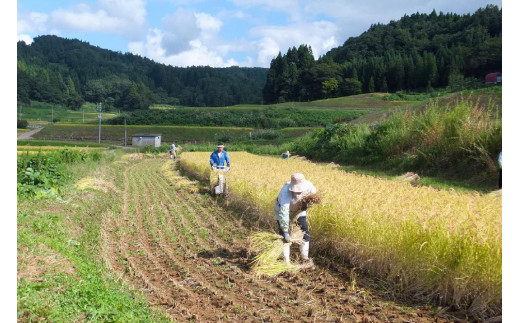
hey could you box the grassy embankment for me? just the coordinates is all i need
[179,151,502,319]
[291,91,502,190]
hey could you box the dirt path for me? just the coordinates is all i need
[101,158,453,322]
[17,127,44,140]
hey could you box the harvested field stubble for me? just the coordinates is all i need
[179,151,502,318]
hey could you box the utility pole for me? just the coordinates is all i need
[124,115,127,147]
[98,102,102,144]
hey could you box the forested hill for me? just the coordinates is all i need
[263,5,501,104]
[17,35,268,109]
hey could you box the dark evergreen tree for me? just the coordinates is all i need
[262,5,501,102]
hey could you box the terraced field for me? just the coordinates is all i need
[99,156,452,322]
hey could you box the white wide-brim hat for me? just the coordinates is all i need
[289,173,309,192]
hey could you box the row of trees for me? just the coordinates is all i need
[263,5,502,103]
[17,36,268,110]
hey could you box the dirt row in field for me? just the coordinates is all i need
[100,158,454,322]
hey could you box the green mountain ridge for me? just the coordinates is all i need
[17,36,268,109]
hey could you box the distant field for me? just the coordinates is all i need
[17,145,107,152]
[31,124,313,145]
[170,93,413,111]
[19,101,117,125]
[17,139,109,148]
[17,128,31,135]
[275,93,418,109]
[17,144,108,159]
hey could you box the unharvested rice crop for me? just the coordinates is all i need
[179,151,502,316]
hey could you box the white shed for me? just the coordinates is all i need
[131,134,162,147]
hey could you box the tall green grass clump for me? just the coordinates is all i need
[17,149,105,199]
[374,99,501,176]
[291,98,501,179]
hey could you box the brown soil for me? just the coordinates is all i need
[100,158,457,322]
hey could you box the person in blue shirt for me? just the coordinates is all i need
[209,143,230,169]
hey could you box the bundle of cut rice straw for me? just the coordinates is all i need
[300,192,322,206]
[249,227,306,277]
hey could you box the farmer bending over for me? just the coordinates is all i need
[274,173,316,264]
[209,143,230,170]
[169,143,176,159]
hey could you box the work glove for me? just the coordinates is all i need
[282,231,291,243]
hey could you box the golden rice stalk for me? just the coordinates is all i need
[252,261,301,277]
[249,230,305,277]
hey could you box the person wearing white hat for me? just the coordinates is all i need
[274,173,317,264]
[209,143,230,169]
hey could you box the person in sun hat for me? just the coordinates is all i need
[209,143,230,169]
[274,173,317,264]
[281,150,291,159]
[169,143,177,159]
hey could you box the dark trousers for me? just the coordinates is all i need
[498,169,502,189]
[277,216,310,242]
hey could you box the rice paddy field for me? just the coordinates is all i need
[18,101,117,124]
[178,151,502,318]
[17,145,107,156]
[18,153,459,322]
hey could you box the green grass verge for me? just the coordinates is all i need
[17,158,170,322]
[17,140,111,148]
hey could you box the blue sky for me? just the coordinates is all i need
[17,0,502,68]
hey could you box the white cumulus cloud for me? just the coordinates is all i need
[161,9,200,55]
[18,12,49,34]
[251,20,339,66]
[129,21,241,67]
[17,0,147,41]
[129,9,248,67]
[17,34,34,45]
